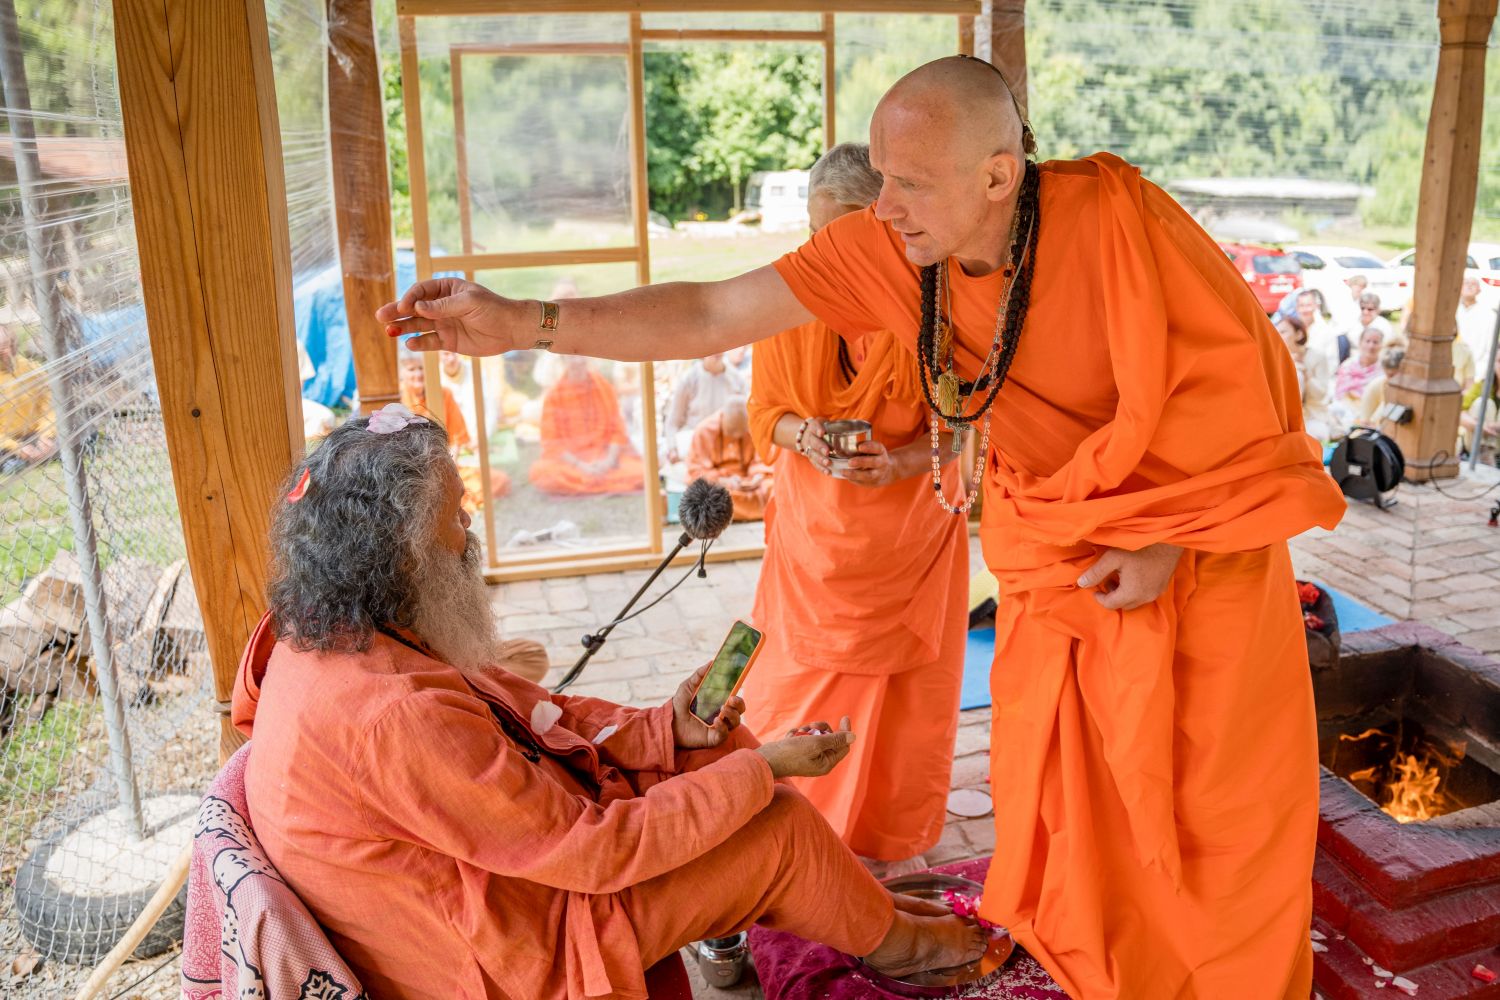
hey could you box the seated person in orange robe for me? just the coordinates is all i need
[739,143,967,879]
[398,351,508,512]
[686,396,771,521]
[530,356,644,495]
[236,410,986,1000]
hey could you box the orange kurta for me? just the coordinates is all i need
[531,369,645,495]
[401,382,510,512]
[739,322,968,860]
[686,411,772,521]
[233,615,895,1000]
[773,153,1346,999]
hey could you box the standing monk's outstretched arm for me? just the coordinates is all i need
[376,265,814,363]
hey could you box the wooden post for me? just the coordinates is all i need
[1386,0,1495,481]
[328,0,400,413]
[958,14,975,56]
[821,13,836,149]
[113,0,303,760]
[984,0,1027,117]
[627,14,664,552]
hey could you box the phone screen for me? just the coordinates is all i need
[690,621,763,724]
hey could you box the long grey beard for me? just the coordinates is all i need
[410,533,501,674]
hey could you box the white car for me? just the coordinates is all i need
[1385,241,1500,308]
[1287,244,1407,327]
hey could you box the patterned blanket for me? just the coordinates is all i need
[180,743,366,1000]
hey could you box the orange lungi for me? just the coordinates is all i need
[530,369,644,495]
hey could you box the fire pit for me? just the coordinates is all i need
[1311,622,1500,998]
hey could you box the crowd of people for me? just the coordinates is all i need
[1274,273,1499,465]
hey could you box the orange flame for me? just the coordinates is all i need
[1384,753,1445,824]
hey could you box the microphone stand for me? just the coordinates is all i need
[551,530,706,693]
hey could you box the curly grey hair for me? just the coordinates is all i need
[266,415,453,653]
[809,142,883,209]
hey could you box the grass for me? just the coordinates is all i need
[0,698,99,849]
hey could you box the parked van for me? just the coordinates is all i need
[744,169,810,232]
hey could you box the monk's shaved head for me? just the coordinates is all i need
[868,57,1029,272]
[877,56,1024,166]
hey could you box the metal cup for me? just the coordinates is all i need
[695,933,748,988]
[823,419,872,480]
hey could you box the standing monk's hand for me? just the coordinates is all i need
[756,717,856,778]
[1076,543,1184,611]
[670,663,745,750]
[376,278,523,356]
[841,440,897,488]
[797,416,833,474]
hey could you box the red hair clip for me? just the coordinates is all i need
[286,468,311,503]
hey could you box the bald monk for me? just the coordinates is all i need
[739,142,968,877]
[381,56,1346,1000]
[240,412,986,999]
[686,396,772,521]
[531,355,644,495]
[398,352,509,512]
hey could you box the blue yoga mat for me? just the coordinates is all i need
[957,585,1392,712]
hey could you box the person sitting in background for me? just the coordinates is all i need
[296,340,338,440]
[1295,289,1343,369]
[687,396,771,521]
[1355,347,1405,427]
[1355,292,1392,346]
[1330,327,1385,425]
[663,353,746,464]
[236,412,988,999]
[439,350,506,440]
[1457,276,1498,371]
[1460,350,1500,466]
[530,356,644,495]
[0,325,57,475]
[399,352,509,511]
[1332,274,1369,333]
[1277,315,1341,441]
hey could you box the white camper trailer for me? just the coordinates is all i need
[744,169,810,232]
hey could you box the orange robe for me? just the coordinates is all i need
[232,614,895,1000]
[401,382,510,513]
[738,322,967,861]
[773,153,1346,999]
[531,370,645,495]
[685,411,772,521]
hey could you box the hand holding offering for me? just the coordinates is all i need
[758,717,855,778]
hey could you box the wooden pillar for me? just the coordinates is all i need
[328,0,400,413]
[983,0,1027,117]
[1387,0,1496,480]
[113,0,303,760]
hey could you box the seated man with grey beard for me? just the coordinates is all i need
[232,404,986,1000]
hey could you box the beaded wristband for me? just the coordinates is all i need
[794,417,813,455]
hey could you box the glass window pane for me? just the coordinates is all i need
[834,14,959,144]
[641,12,822,31]
[443,263,652,560]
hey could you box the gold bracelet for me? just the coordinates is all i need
[533,300,559,350]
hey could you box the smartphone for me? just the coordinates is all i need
[689,620,765,726]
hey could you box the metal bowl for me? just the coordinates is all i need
[859,872,1014,998]
[823,418,873,457]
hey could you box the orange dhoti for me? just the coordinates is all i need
[686,411,772,521]
[740,322,968,861]
[531,369,644,495]
[773,154,1346,996]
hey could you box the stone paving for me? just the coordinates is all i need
[490,471,1500,996]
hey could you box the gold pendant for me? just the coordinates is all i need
[937,371,961,416]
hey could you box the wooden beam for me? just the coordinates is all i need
[400,0,980,15]
[822,13,836,149]
[1387,0,1495,481]
[113,0,302,761]
[958,13,975,55]
[433,246,643,272]
[328,0,400,414]
[484,542,764,583]
[627,14,665,553]
[451,41,630,55]
[985,0,1027,117]
[641,29,827,41]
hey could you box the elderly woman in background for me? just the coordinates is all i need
[740,142,969,879]
[1331,326,1385,426]
[234,407,987,1000]
[1277,314,1342,441]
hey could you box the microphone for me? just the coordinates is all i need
[552,479,734,692]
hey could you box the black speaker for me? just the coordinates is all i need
[1330,427,1405,507]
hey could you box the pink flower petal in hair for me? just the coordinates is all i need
[367,402,428,435]
[286,467,311,503]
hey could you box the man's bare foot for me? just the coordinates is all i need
[890,890,951,918]
[865,911,987,979]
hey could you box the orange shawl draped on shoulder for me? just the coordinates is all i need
[748,322,965,673]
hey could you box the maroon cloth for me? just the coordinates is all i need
[748,857,1068,1000]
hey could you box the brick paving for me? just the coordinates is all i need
[491,468,1500,996]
